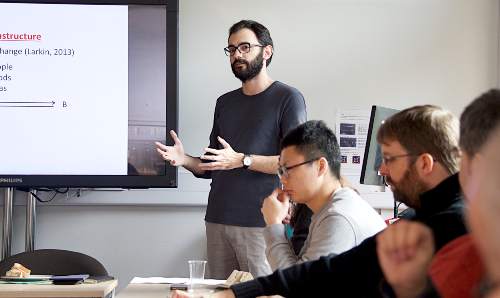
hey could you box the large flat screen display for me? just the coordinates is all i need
[360,105,398,186]
[0,0,178,188]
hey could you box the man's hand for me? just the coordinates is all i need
[282,203,294,225]
[376,220,435,298]
[171,289,236,298]
[170,290,190,298]
[199,136,244,171]
[155,130,186,167]
[261,189,290,225]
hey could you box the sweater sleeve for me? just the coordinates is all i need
[279,91,307,139]
[264,224,298,270]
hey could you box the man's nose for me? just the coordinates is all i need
[233,48,244,59]
[378,163,389,176]
[279,175,287,186]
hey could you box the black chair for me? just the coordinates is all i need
[0,249,108,276]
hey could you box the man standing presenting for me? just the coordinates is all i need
[156,20,307,279]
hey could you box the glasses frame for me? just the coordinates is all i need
[224,42,265,56]
[277,158,320,179]
[381,153,416,165]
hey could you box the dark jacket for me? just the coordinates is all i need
[289,203,313,255]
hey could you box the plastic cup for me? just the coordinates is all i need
[188,260,207,285]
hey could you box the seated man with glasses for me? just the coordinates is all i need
[261,120,386,270]
[376,90,500,298]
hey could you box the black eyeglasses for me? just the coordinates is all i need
[381,154,416,165]
[224,42,264,56]
[277,158,320,179]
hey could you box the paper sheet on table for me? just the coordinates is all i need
[130,277,225,285]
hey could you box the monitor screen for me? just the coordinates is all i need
[0,0,178,188]
[360,105,399,186]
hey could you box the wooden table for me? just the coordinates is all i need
[0,279,118,298]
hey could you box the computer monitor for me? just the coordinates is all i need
[360,105,399,186]
[0,0,178,188]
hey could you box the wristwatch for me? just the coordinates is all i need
[242,154,252,169]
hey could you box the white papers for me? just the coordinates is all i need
[130,277,226,286]
[335,108,393,206]
[131,277,186,284]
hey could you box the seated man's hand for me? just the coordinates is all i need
[170,290,190,298]
[376,220,435,298]
[282,203,294,225]
[261,189,290,225]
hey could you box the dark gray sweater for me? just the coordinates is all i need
[197,81,307,227]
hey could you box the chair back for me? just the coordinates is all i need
[0,249,108,276]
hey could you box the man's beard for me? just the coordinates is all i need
[231,50,264,82]
[387,164,426,209]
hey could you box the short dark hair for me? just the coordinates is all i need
[229,20,274,66]
[280,120,341,179]
[460,89,500,156]
[377,105,460,174]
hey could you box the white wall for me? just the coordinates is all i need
[3,203,206,291]
[1,0,498,293]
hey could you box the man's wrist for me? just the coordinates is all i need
[242,154,252,169]
[238,153,245,168]
[177,154,187,167]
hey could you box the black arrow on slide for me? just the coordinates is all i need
[0,100,55,107]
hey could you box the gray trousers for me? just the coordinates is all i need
[205,222,272,280]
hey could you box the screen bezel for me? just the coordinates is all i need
[0,0,178,188]
[360,105,398,186]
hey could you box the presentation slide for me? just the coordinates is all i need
[0,3,129,175]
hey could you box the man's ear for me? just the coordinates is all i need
[317,157,328,177]
[416,153,434,176]
[263,45,273,61]
[461,153,472,177]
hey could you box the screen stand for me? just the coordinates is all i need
[25,190,36,252]
[1,188,14,260]
[393,199,398,218]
